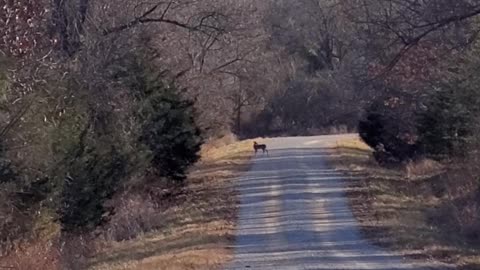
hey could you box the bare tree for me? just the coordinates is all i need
[342,0,480,74]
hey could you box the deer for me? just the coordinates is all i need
[253,141,269,155]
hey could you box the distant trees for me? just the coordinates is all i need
[245,0,369,136]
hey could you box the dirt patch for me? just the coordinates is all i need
[86,139,254,270]
[328,136,480,269]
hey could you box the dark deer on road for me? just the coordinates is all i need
[253,142,269,155]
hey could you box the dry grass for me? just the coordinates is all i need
[86,137,254,270]
[329,136,480,270]
[334,136,372,152]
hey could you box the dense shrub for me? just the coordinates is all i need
[359,99,419,164]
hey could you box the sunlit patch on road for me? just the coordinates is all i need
[303,140,320,146]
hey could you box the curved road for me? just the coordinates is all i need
[227,135,444,270]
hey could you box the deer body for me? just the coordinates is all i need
[253,141,268,155]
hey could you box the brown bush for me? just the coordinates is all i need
[97,192,166,242]
[0,240,62,270]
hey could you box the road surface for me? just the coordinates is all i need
[227,135,444,270]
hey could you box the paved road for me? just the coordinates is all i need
[227,135,445,270]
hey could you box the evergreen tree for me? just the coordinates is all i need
[59,143,128,232]
[130,55,203,182]
[55,109,131,233]
[417,87,475,159]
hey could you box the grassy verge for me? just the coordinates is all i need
[86,139,254,270]
[329,135,480,270]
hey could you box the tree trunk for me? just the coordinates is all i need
[235,106,242,135]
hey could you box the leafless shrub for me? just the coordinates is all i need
[98,193,165,242]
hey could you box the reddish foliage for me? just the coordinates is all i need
[1,0,52,57]
[368,43,445,89]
